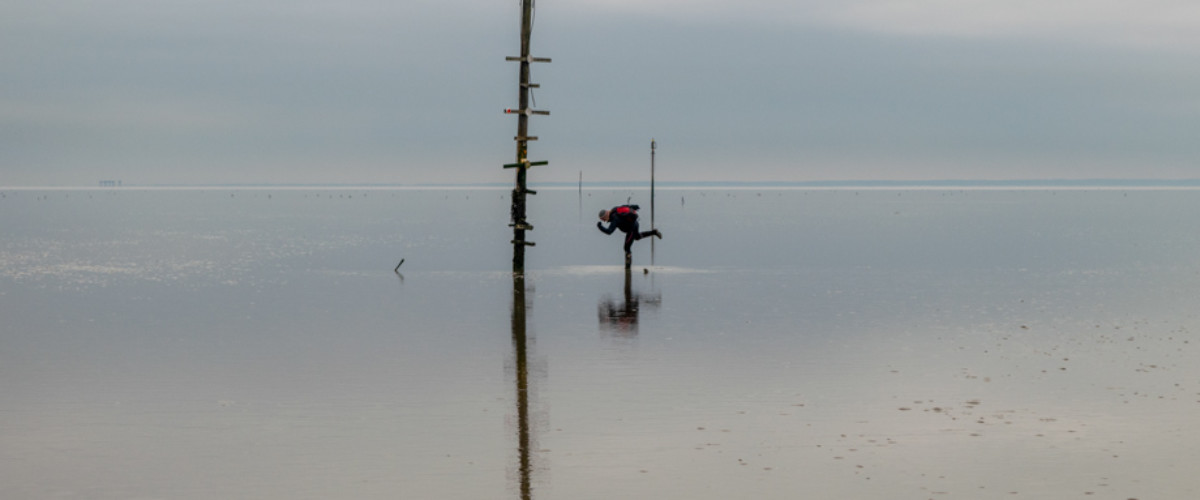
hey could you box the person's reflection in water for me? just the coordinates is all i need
[598,269,660,336]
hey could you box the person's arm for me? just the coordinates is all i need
[597,220,616,234]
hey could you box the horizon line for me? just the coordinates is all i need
[7,178,1200,190]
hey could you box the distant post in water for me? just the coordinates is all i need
[503,0,551,274]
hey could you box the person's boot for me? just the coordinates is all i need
[624,252,632,269]
[652,229,663,239]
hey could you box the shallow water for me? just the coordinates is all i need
[2,187,1198,499]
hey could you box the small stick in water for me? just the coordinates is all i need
[394,259,405,273]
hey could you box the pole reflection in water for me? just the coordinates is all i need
[598,269,661,336]
[509,273,536,500]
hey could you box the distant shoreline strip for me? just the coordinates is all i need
[6,179,1200,191]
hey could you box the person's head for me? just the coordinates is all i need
[598,209,610,222]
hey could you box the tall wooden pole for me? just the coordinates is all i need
[504,0,550,274]
[512,0,532,274]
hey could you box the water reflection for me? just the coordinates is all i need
[510,274,534,500]
[597,269,661,336]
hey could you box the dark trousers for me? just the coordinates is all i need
[622,220,655,254]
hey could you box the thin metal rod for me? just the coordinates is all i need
[651,138,656,229]
[650,138,656,264]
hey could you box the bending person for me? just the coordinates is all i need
[597,204,662,268]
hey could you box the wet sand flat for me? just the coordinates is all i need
[2,187,1198,499]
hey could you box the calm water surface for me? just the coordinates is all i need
[2,187,1198,499]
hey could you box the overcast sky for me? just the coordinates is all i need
[3,0,1199,185]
